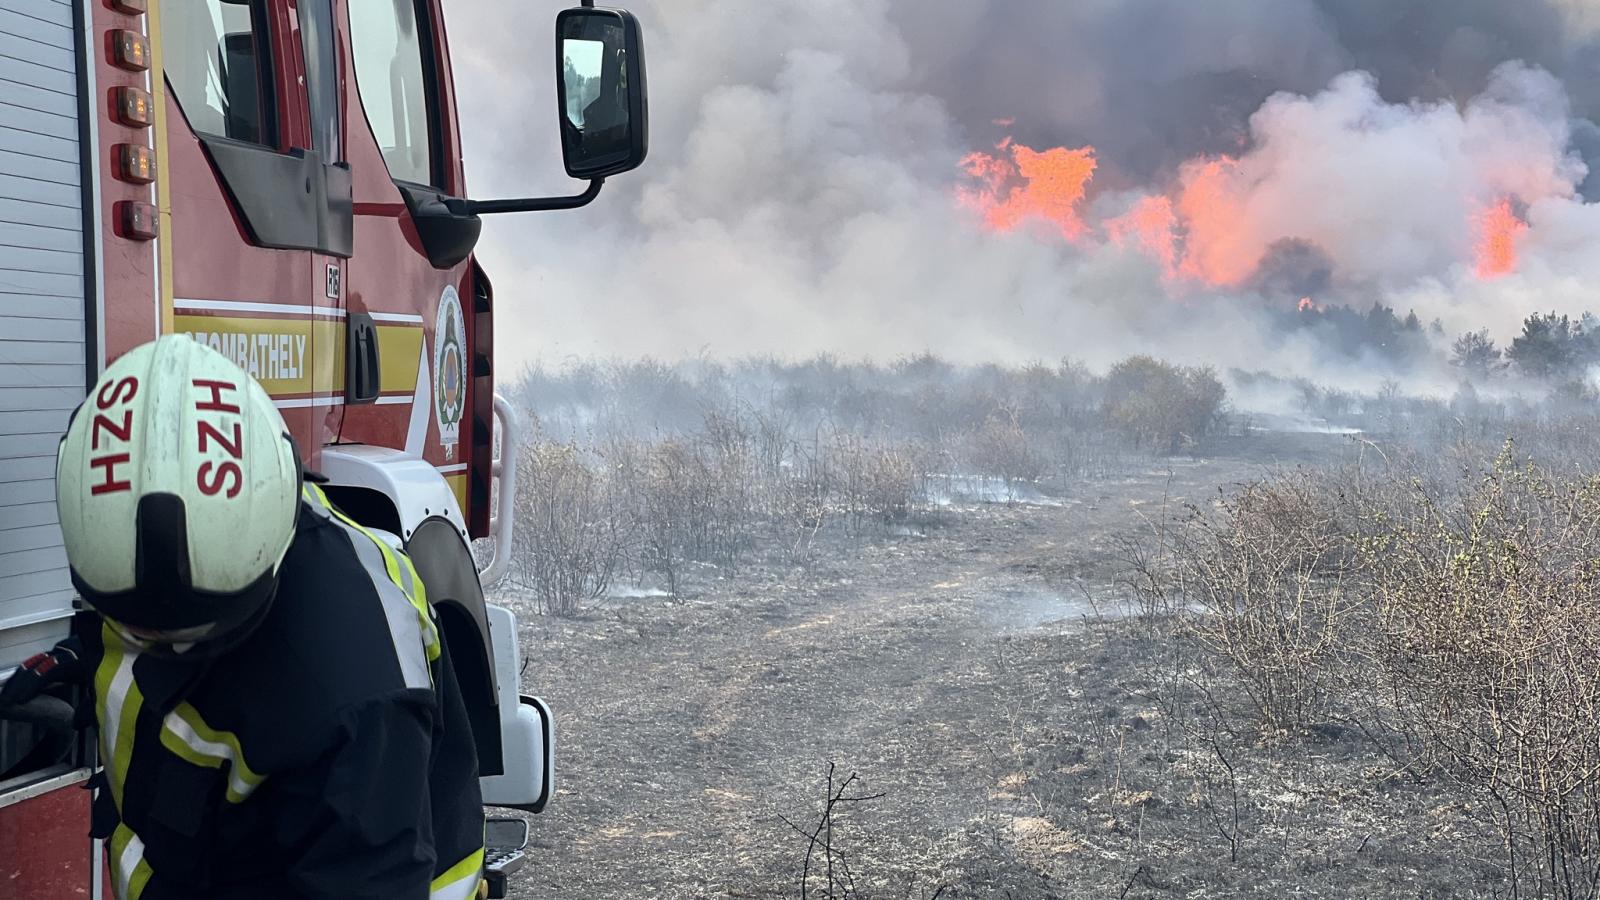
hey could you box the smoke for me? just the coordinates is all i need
[899,0,1593,182]
[441,0,1600,390]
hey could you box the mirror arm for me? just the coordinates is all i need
[448,178,605,216]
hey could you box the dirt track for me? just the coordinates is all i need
[497,434,1491,899]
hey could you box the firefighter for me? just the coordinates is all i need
[1,336,486,899]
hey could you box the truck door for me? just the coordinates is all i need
[163,0,347,456]
[334,0,505,776]
[338,0,469,501]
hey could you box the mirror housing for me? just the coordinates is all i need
[556,7,649,180]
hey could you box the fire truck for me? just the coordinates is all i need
[0,0,647,895]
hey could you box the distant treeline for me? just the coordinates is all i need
[1282,301,1600,387]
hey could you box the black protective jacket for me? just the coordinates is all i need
[85,486,484,900]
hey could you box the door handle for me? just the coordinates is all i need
[346,312,381,404]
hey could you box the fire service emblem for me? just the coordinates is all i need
[434,286,466,458]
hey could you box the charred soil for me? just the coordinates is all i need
[499,433,1496,899]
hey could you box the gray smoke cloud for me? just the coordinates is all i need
[900,0,1592,179]
[441,0,1600,388]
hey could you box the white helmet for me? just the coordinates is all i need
[56,335,302,655]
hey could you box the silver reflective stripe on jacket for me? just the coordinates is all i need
[301,486,438,689]
[110,823,153,899]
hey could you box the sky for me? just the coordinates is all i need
[442,0,1600,385]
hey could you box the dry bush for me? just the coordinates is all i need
[1360,448,1600,897]
[749,405,797,500]
[1144,441,1600,894]
[1141,473,1363,731]
[607,420,759,594]
[829,434,922,537]
[1103,356,1227,453]
[618,438,697,596]
[510,434,631,616]
[965,409,1047,499]
[776,438,833,563]
[693,408,760,563]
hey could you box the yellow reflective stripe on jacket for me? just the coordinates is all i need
[158,701,266,803]
[303,484,441,666]
[430,847,485,900]
[94,621,145,809]
[110,823,154,900]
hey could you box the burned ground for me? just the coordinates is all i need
[496,432,1499,898]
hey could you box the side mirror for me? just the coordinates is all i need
[557,7,648,180]
[441,5,649,222]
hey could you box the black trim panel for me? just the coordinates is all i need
[199,138,354,257]
[396,182,481,270]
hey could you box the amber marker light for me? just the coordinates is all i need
[112,87,152,128]
[115,144,155,184]
[111,30,151,72]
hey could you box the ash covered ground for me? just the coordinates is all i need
[494,432,1497,899]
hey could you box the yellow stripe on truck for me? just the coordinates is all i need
[376,325,427,394]
[446,475,467,518]
[174,316,423,399]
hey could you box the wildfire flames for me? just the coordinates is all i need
[1174,158,1256,287]
[1474,199,1528,280]
[1106,195,1178,279]
[959,136,1528,290]
[959,139,1097,242]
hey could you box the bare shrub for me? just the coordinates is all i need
[1142,440,1600,894]
[749,404,797,505]
[777,437,833,564]
[780,763,885,900]
[1141,474,1363,731]
[693,407,759,564]
[510,433,631,616]
[621,438,696,596]
[965,409,1046,499]
[607,419,759,594]
[1361,447,1600,896]
[829,435,922,537]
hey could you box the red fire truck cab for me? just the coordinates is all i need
[0,1,648,896]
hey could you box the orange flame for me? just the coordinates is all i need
[959,129,1554,295]
[959,144,1263,288]
[959,140,1098,242]
[1297,297,1325,313]
[1175,157,1258,287]
[1473,199,1527,280]
[1106,196,1179,279]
